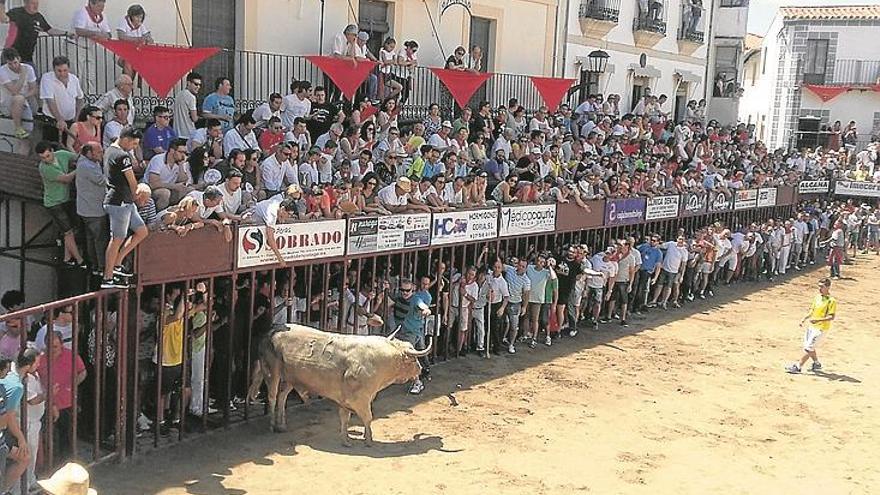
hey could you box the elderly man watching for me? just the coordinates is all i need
[95,74,134,125]
[40,55,84,143]
[377,176,414,214]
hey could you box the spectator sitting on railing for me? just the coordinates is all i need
[143,137,191,210]
[40,55,84,143]
[202,77,234,132]
[0,47,37,139]
[222,112,257,156]
[37,141,86,269]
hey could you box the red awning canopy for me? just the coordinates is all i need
[96,39,219,97]
[306,56,378,101]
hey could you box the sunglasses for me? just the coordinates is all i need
[367,181,377,186]
[401,288,414,293]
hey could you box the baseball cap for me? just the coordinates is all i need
[441,120,453,128]
[604,246,616,255]
[357,31,369,41]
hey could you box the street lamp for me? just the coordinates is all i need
[586,49,610,74]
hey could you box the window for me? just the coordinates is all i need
[803,39,829,84]
[713,46,740,98]
[720,0,748,7]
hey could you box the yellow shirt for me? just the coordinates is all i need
[809,294,837,332]
[161,318,185,366]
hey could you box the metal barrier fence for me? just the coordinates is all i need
[31,36,544,121]
[0,189,800,472]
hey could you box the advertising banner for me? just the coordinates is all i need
[798,180,830,194]
[680,192,708,216]
[347,214,431,254]
[499,204,557,237]
[757,187,777,208]
[237,220,346,268]
[604,198,646,226]
[707,191,734,212]
[645,195,680,220]
[431,208,499,245]
[734,189,758,210]
[834,180,880,198]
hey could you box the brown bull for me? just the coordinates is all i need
[247,324,431,446]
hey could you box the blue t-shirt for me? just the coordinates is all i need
[142,124,178,160]
[638,242,663,273]
[402,291,432,338]
[0,371,22,413]
[202,93,235,131]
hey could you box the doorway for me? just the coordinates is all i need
[468,16,493,107]
[630,77,650,112]
[192,0,236,101]
[674,83,688,123]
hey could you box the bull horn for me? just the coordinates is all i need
[387,325,402,340]
[404,337,433,358]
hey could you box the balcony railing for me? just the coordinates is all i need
[579,0,621,22]
[825,59,880,86]
[31,36,545,121]
[633,12,667,35]
[678,4,705,44]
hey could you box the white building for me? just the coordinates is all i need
[739,5,880,151]
[561,0,747,123]
[704,0,749,124]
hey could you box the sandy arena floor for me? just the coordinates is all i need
[93,256,880,494]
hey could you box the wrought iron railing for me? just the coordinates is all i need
[678,3,705,43]
[579,0,621,22]
[31,36,545,122]
[632,0,667,34]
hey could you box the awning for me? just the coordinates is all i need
[674,69,702,84]
[628,63,661,78]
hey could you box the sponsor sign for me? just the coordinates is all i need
[645,195,680,220]
[707,191,733,212]
[680,192,708,216]
[604,198,646,226]
[431,208,498,245]
[347,214,431,255]
[734,189,758,210]
[499,204,557,237]
[757,187,777,208]
[834,180,880,198]
[237,220,347,268]
[799,180,830,194]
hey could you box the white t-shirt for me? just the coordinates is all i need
[116,16,151,39]
[173,89,198,138]
[332,33,356,57]
[71,6,111,34]
[219,182,244,214]
[280,95,311,129]
[0,63,36,106]
[223,127,259,156]
[143,154,191,185]
[40,72,84,122]
[103,120,125,148]
[253,195,284,227]
[252,102,280,125]
[34,322,73,352]
[23,372,45,426]
[378,184,407,206]
[661,241,687,273]
[379,48,396,73]
[186,190,224,219]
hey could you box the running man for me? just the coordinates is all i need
[786,277,837,374]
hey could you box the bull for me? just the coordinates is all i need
[247,323,432,446]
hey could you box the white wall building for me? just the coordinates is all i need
[739,5,880,151]
[704,0,749,125]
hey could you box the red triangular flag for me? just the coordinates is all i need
[96,39,219,97]
[430,68,492,108]
[360,103,378,120]
[803,84,849,103]
[306,56,378,101]
[529,76,576,111]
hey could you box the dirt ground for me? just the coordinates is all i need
[94,256,880,495]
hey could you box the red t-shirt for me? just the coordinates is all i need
[258,131,284,154]
[37,349,86,410]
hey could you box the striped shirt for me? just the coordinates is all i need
[137,198,158,226]
[504,266,531,304]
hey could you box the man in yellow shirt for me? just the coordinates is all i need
[786,278,837,373]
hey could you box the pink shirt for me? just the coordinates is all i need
[37,349,85,410]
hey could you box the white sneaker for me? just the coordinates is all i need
[568,329,578,337]
[785,364,801,374]
[137,413,152,431]
[544,336,552,346]
[508,344,516,354]
[409,380,424,394]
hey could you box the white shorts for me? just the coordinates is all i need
[720,255,737,271]
[802,326,824,352]
[700,261,714,274]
